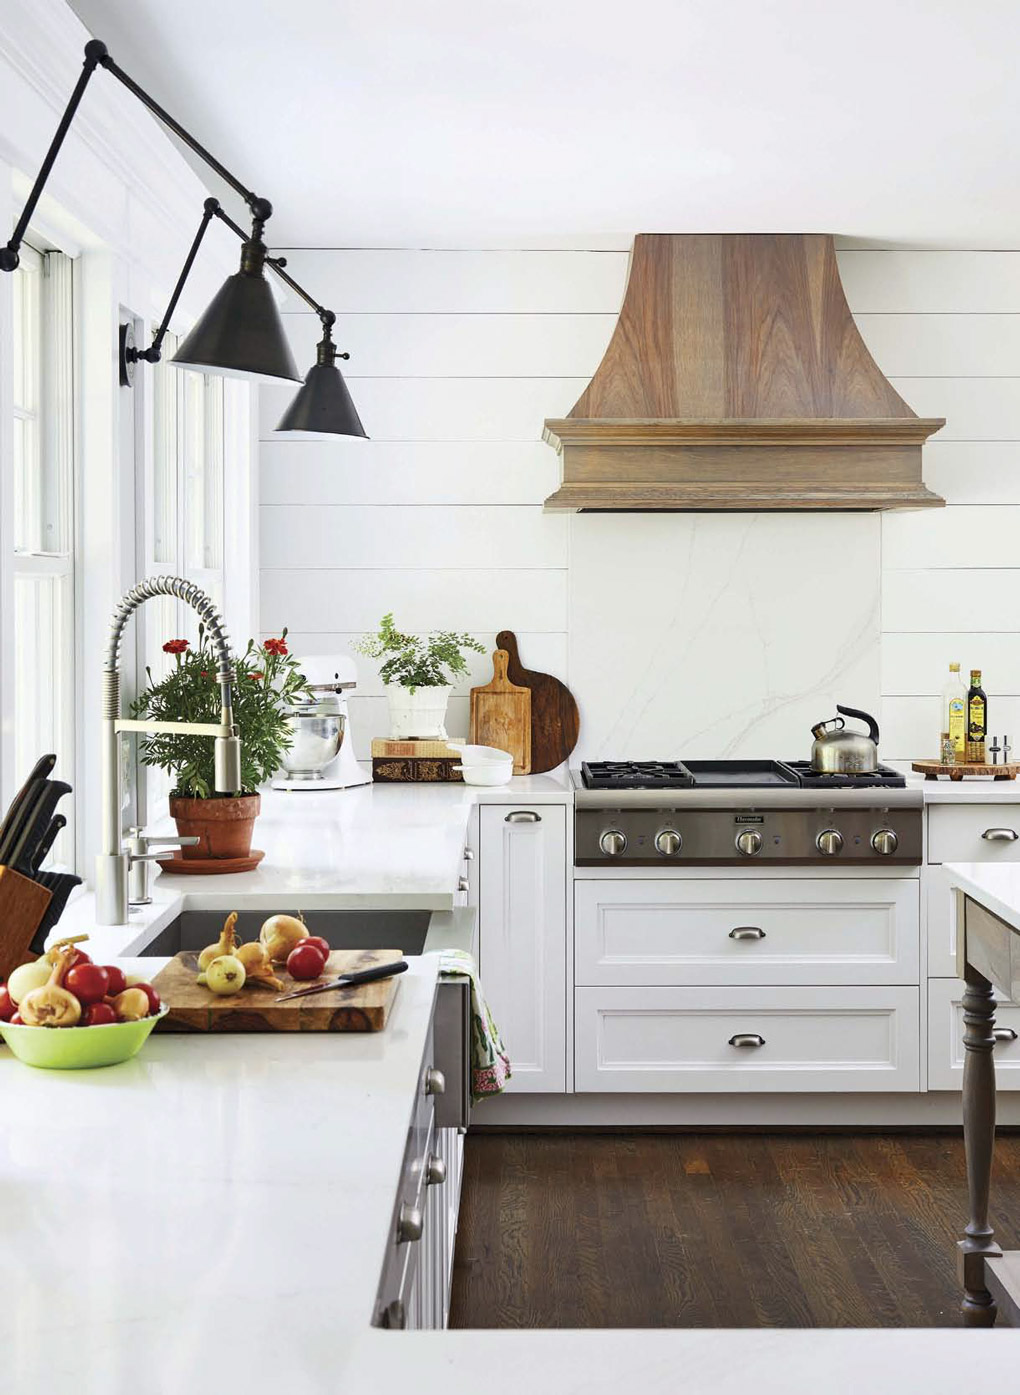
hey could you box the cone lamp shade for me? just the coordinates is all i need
[172,260,301,385]
[276,355,368,437]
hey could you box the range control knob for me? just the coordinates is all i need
[599,829,627,857]
[655,828,682,857]
[871,828,899,856]
[735,829,763,857]
[816,828,844,856]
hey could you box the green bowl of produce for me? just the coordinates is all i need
[0,1003,169,1070]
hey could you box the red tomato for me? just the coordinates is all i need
[59,947,91,969]
[301,936,330,960]
[102,965,128,996]
[66,963,110,1006]
[82,1002,117,1026]
[134,982,161,1016]
[10,1013,23,1025]
[0,988,14,1022]
[287,943,327,981]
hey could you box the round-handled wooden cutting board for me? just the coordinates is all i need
[496,630,580,774]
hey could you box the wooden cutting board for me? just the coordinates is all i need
[470,649,531,774]
[496,630,580,774]
[151,948,402,1033]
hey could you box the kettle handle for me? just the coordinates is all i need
[836,705,880,746]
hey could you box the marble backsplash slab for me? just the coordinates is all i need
[567,512,881,763]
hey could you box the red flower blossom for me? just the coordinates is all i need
[248,672,264,682]
[162,639,189,654]
[263,637,288,657]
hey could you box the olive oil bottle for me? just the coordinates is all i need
[942,662,967,761]
[967,669,988,763]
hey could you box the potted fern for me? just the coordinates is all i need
[131,629,309,861]
[355,613,485,739]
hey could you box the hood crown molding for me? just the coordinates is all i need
[543,233,945,511]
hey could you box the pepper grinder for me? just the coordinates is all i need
[1005,735,1013,765]
[989,737,1002,765]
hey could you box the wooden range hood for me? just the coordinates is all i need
[543,234,945,511]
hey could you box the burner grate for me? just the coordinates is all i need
[784,760,906,790]
[581,760,695,790]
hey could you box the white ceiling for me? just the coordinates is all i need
[67,0,1020,248]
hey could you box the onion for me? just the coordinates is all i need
[198,911,240,971]
[259,914,308,964]
[7,959,53,1005]
[111,987,152,1021]
[19,948,81,1027]
[204,956,246,996]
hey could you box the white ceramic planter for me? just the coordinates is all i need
[386,684,453,739]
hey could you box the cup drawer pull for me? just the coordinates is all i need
[994,1027,1019,1044]
[729,926,766,941]
[982,828,1018,841]
[505,810,541,823]
[728,1033,766,1049]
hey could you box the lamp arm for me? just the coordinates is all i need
[1,37,272,273]
[96,50,271,224]
[132,197,221,365]
[0,40,107,271]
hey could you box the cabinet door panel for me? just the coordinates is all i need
[927,978,1020,1091]
[479,805,566,1092]
[928,805,1020,865]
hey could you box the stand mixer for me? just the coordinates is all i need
[272,654,370,791]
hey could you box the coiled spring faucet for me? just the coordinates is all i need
[96,576,241,924]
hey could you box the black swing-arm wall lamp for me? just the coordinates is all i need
[1,38,366,438]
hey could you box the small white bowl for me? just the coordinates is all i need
[454,757,514,786]
[448,742,512,764]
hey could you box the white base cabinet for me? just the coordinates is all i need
[478,804,567,1093]
[927,979,1020,1091]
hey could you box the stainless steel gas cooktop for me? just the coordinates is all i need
[572,758,921,867]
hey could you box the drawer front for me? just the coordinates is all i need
[575,986,919,1093]
[575,880,919,987]
[927,978,1020,1091]
[928,805,1020,865]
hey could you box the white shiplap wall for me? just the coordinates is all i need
[838,250,1020,759]
[260,245,1020,762]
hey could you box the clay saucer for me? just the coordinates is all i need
[156,849,265,876]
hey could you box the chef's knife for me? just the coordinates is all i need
[275,959,409,1002]
[31,814,66,873]
[0,754,56,853]
[29,870,83,953]
[0,776,46,867]
[7,781,72,875]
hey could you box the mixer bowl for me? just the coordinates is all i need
[279,702,346,780]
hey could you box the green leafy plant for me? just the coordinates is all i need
[354,613,485,692]
[131,629,310,797]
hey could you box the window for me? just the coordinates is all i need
[12,245,76,865]
[139,333,228,820]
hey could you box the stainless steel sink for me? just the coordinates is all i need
[136,908,436,958]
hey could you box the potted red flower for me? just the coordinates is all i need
[131,628,309,861]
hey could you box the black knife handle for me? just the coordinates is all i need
[31,814,66,872]
[338,960,409,987]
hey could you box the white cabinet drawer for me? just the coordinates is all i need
[927,978,1020,1091]
[928,805,1020,865]
[575,880,919,987]
[575,986,919,1093]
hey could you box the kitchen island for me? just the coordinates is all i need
[1,945,1016,1394]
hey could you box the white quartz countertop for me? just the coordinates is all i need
[2,948,1015,1392]
[55,769,572,960]
[946,861,1020,933]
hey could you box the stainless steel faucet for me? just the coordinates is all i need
[96,576,242,924]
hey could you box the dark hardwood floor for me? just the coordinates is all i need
[449,1132,1020,1328]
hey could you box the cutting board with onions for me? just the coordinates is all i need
[496,630,579,774]
[151,948,402,1033]
[470,649,531,774]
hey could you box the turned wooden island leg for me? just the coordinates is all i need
[959,961,1002,1326]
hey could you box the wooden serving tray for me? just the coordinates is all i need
[912,760,1020,782]
[151,948,402,1033]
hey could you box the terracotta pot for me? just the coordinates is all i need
[169,794,261,860]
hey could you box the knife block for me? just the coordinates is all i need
[0,865,52,981]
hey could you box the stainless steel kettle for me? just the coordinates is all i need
[810,705,880,774]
